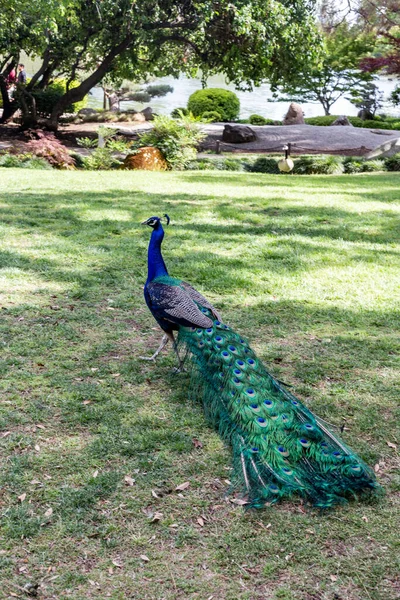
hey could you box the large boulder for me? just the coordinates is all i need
[122,147,167,171]
[141,107,154,121]
[222,125,256,143]
[331,115,353,127]
[283,102,305,125]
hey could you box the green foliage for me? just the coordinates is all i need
[304,115,400,130]
[273,23,376,114]
[343,157,385,173]
[0,153,52,169]
[249,157,280,174]
[82,148,120,170]
[390,86,400,106]
[137,114,206,170]
[293,155,344,175]
[248,114,271,125]
[188,89,240,122]
[171,107,189,118]
[348,82,383,118]
[128,91,151,103]
[145,84,173,97]
[31,79,87,117]
[201,110,223,122]
[385,153,400,171]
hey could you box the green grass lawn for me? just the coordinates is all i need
[0,169,399,600]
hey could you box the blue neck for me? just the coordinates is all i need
[146,225,169,282]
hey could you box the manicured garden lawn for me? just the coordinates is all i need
[0,169,399,600]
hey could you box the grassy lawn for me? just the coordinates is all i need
[0,169,399,600]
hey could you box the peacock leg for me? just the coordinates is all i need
[169,332,187,373]
[139,334,169,361]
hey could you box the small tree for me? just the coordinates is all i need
[272,24,376,115]
[348,82,383,118]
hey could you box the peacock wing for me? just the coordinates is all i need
[147,282,213,329]
[180,281,222,321]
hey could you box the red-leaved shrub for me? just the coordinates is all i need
[25,130,75,169]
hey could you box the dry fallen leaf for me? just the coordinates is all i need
[374,463,380,473]
[92,470,99,478]
[151,512,163,523]
[230,498,248,506]
[386,441,397,450]
[36,424,45,430]
[169,523,178,528]
[362,515,368,523]
[2,431,11,438]
[124,476,135,486]
[197,517,204,527]
[112,559,122,568]
[34,444,41,452]
[18,493,27,502]
[111,373,120,378]
[192,438,203,449]
[83,400,91,405]
[44,507,53,517]
[30,479,41,485]
[151,490,159,499]
[330,575,338,582]
[140,555,150,562]
[175,481,190,492]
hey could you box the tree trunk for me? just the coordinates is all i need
[46,35,132,130]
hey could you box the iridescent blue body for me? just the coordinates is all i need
[143,216,380,508]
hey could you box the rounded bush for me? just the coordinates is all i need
[201,110,222,122]
[187,88,240,121]
[249,114,268,125]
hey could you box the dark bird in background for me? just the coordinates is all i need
[141,215,380,508]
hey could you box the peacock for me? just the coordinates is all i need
[141,215,380,508]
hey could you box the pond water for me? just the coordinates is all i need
[21,55,399,119]
[87,73,400,119]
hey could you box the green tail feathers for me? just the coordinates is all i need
[178,310,380,508]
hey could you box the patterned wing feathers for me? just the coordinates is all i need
[147,282,213,329]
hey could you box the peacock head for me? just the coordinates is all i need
[141,214,170,230]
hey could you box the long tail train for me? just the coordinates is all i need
[178,309,380,508]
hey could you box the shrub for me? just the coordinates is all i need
[29,79,87,117]
[0,153,52,169]
[137,114,206,170]
[249,157,280,174]
[171,107,189,118]
[145,84,173,97]
[201,111,222,122]
[343,157,385,173]
[185,159,216,170]
[82,148,120,170]
[25,131,75,169]
[293,155,344,175]
[249,114,269,125]
[304,115,400,130]
[188,88,240,121]
[385,153,400,171]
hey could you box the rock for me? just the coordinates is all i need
[222,125,256,143]
[122,147,168,171]
[131,112,146,123]
[283,103,305,125]
[78,108,97,116]
[365,136,400,159]
[358,109,374,120]
[141,107,154,121]
[330,115,353,127]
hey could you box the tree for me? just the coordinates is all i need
[1,0,321,129]
[272,23,376,115]
[348,82,383,118]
